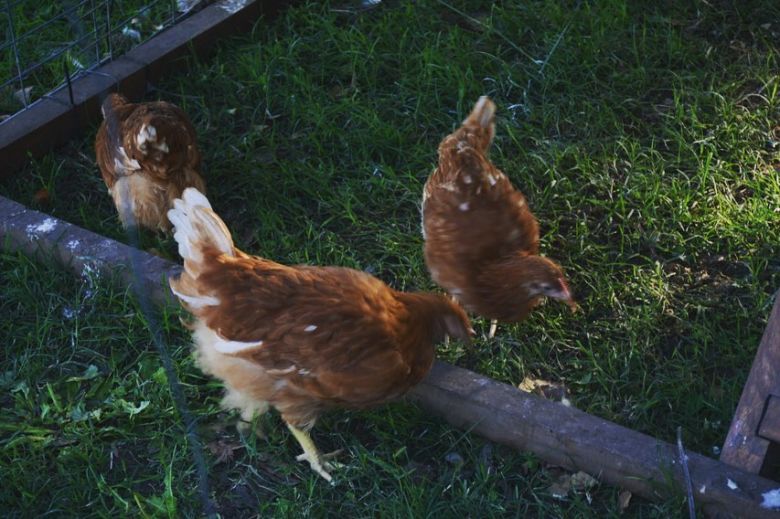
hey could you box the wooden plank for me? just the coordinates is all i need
[721,295,780,474]
[0,0,287,176]
[3,195,780,517]
[0,195,179,305]
[758,395,780,444]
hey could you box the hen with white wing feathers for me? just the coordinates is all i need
[167,188,472,483]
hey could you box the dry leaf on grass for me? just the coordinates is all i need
[518,376,572,406]
[548,470,598,500]
[570,471,598,490]
[548,474,572,499]
[34,188,51,206]
[618,489,632,513]
[207,439,243,464]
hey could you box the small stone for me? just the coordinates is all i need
[445,452,464,465]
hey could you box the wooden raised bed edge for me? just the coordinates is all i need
[0,0,289,176]
[721,294,780,476]
[2,194,780,518]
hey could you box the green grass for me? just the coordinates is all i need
[2,0,780,515]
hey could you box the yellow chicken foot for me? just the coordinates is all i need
[487,319,498,338]
[296,448,344,463]
[287,423,338,484]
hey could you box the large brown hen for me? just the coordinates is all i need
[167,188,472,483]
[422,96,576,337]
[95,93,205,232]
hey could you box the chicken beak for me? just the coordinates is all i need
[549,279,579,313]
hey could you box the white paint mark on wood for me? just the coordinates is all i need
[761,488,780,509]
[218,0,250,14]
[26,218,57,239]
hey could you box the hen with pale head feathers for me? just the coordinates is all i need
[95,93,205,232]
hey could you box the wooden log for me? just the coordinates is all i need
[758,396,780,444]
[2,194,780,517]
[721,295,780,475]
[410,363,780,518]
[0,195,179,304]
[0,0,288,177]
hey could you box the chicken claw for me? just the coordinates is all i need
[295,448,344,463]
[287,423,337,484]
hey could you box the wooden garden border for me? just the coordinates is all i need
[0,0,287,175]
[3,194,780,518]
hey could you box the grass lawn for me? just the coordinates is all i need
[2,0,780,516]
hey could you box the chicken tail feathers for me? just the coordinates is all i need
[99,93,130,176]
[168,188,235,266]
[100,93,128,121]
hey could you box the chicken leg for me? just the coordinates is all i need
[487,319,498,338]
[287,423,337,484]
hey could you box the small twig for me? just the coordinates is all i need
[436,0,537,64]
[437,0,582,78]
[677,426,696,519]
[536,1,580,76]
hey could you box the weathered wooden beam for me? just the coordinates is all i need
[410,364,780,518]
[0,195,179,304]
[2,195,780,517]
[721,295,780,475]
[758,396,780,444]
[0,0,288,176]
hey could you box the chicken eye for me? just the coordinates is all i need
[540,283,550,290]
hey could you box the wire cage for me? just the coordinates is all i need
[0,0,199,123]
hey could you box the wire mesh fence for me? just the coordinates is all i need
[0,0,201,123]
